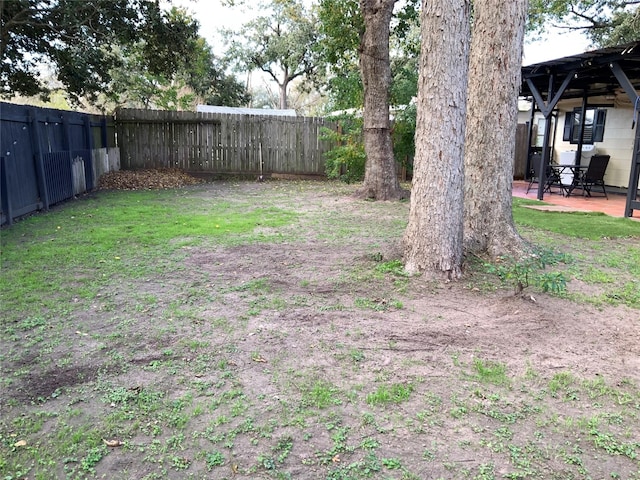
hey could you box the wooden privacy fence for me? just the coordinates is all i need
[115,109,336,177]
[514,123,528,179]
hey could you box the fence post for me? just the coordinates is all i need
[83,116,95,189]
[100,116,108,148]
[0,156,13,225]
[29,108,49,210]
[61,116,76,195]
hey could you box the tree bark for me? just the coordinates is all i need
[403,0,471,278]
[357,0,406,200]
[463,0,529,258]
[279,81,288,109]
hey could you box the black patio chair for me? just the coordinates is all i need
[578,154,610,199]
[526,155,562,194]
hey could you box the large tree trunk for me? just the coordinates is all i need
[403,0,471,278]
[279,82,288,109]
[463,0,529,258]
[357,0,406,200]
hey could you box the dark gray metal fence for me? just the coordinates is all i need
[1,103,116,225]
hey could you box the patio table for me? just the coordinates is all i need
[550,164,589,197]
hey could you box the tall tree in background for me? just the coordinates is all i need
[0,0,201,103]
[185,40,250,108]
[106,34,249,111]
[357,0,406,200]
[463,0,529,258]
[225,0,318,109]
[317,0,419,111]
[528,0,640,46]
[317,0,364,110]
[404,0,471,277]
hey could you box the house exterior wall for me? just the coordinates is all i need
[518,94,636,189]
[555,95,634,189]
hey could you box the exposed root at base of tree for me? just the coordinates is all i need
[354,186,410,201]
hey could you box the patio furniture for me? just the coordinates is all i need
[554,164,589,197]
[576,154,610,199]
[526,155,563,194]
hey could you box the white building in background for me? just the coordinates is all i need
[196,105,297,117]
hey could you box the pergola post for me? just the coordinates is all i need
[525,71,575,200]
[610,62,640,217]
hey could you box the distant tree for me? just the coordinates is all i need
[356,0,406,200]
[316,0,363,110]
[224,0,318,110]
[528,0,640,46]
[317,0,419,111]
[403,0,471,277]
[0,0,202,103]
[184,39,250,108]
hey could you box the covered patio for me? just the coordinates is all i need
[520,41,640,218]
[512,180,638,219]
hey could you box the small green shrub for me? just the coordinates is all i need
[206,450,225,469]
[322,116,366,183]
[392,103,416,177]
[484,248,569,295]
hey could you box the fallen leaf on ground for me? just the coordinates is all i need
[103,439,122,447]
[13,440,27,447]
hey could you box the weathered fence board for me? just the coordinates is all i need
[514,123,528,180]
[93,147,120,181]
[115,109,335,176]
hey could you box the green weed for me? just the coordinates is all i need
[483,249,568,295]
[472,358,510,386]
[366,383,413,406]
[375,260,409,277]
[301,380,342,409]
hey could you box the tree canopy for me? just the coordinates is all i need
[1,0,249,109]
[223,0,318,110]
[104,34,249,111]
[528,0,640,46]
[316,0,419,112]
[1,1,194,102]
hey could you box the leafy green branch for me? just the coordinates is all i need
[483,249,571,295]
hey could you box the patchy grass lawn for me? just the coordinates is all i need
[1,180,639,480]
